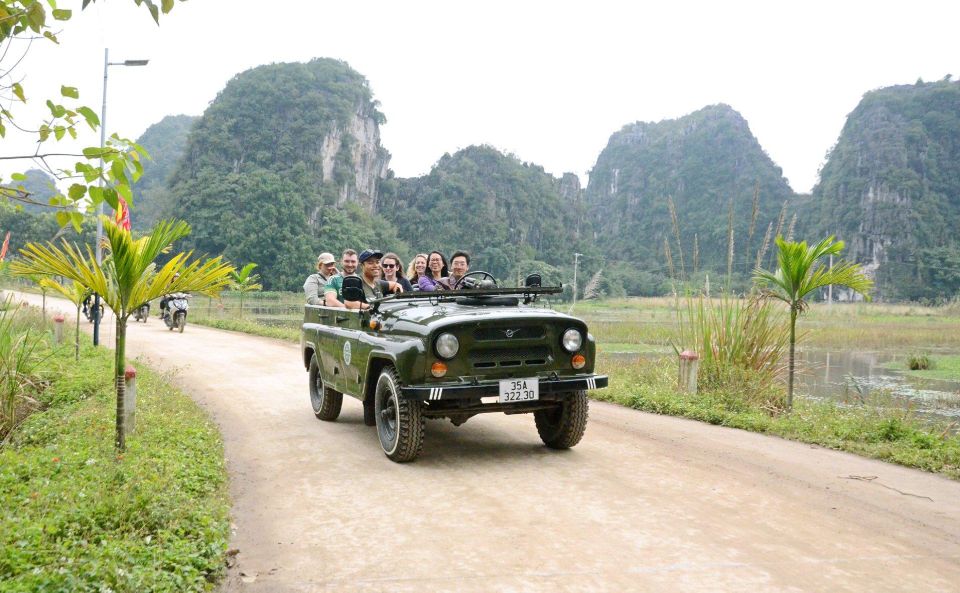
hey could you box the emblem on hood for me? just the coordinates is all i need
[503,329,518,338]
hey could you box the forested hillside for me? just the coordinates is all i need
[807,79,960,300]
[380,146,596,287]
[11,60,946,301]
[166,59,400,290]
[132,115,197,231]
[584,104,797,292]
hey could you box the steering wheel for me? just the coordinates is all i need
[453,270,498,290]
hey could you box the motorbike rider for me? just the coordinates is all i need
[159,273,181,319]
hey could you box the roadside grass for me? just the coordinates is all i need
[595,355,960,479]
[190,316,299,343]
[0,343,229,592]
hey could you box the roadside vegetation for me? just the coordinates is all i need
[594,355,960,479]
[0,302,229,592]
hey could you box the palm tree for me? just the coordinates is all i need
[753,236,872,410]
[229,262,263,319]
[39,278,88,361]
[11,217,234,450]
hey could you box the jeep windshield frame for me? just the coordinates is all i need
[368,285,562,306]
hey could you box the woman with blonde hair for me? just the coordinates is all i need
[406,253,428,289]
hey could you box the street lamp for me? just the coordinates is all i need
[93,48,148,346]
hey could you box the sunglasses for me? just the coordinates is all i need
[381,263,396,269]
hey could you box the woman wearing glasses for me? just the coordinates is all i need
[381,252,413,292]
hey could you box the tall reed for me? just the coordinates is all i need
[0,297,46,439]
[674,291,790,410]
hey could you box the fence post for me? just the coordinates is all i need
[123,366,137,435]
[53,314,65,344]
[678,350,699,394]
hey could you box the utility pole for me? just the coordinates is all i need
[571,252,583,310]
[828,254,833,306]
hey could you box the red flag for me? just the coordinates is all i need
[114,197,131,231]
[0,231,10,262]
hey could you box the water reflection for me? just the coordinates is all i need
[601,349,960,425]
[797,350,960,422]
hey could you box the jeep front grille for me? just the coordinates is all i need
[468,346,552,369]
[473,326,546,341]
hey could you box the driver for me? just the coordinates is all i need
[439,250,470,289]
[344,249,404,311]
[159,273,180,319]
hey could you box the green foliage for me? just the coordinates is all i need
[0,344,229,592]
[584,104,796,292]
[131,115,198,231]
[808,80,960,300]
[11,217,235,449]
[674,292,789,409]
[0,0,184,225]
[907,353,932,371]
[166,59,391,290]
[381,145,597,285]
[0,296,47,438]
[754,236,873,409]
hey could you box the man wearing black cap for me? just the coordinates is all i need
[345,249,404,311]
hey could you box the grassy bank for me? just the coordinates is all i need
[902,354,960,381]
[595,355,960,479]
[0,342,230,592]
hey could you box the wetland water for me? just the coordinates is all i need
[601,348,960,425]
[797,349,960,423]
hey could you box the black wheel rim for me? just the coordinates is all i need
[310,363,323,412]
[379,390,398,446]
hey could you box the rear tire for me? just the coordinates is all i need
[309,355,342,421]
[374,366,423,462]
[534,390,589,449]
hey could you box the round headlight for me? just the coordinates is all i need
[435,333,459,359]
[562,328,583,352]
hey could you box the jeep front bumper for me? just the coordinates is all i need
[400,374,608,401]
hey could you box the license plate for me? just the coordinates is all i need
[499,378,539,403]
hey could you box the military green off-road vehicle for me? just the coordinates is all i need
[300,273,607,462]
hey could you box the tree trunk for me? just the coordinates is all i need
[114,316,127,451]
[74,303,81,361]
[787,307,797,411]
[239,293,244,319]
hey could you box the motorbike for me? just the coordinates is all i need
[162,293,189,333]
[133,302,150,323]
[83,297,105,323]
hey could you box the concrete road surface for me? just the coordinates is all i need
[15,292,960,592]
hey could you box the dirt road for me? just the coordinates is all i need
[18,293,960,592]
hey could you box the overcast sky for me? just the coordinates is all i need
[4,0,958,194]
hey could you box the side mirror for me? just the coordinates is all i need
[524,273,542,288]
[342,276,365,303]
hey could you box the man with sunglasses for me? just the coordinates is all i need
[344,249,404,311]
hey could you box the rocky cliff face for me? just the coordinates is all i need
[808,79,960,299]
[319,104,390,211]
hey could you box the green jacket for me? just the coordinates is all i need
[304,272,332,305]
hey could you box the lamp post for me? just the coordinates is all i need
[93,48,148,346]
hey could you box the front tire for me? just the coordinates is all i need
[374,366,423,462]
[309,355,342,421]
[534,390,589,449]
[176,312,186,333]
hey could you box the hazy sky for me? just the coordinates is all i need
[4,0,958,193]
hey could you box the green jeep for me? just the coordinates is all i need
[300,272,608,462]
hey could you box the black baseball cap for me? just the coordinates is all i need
[358,249,383,263]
